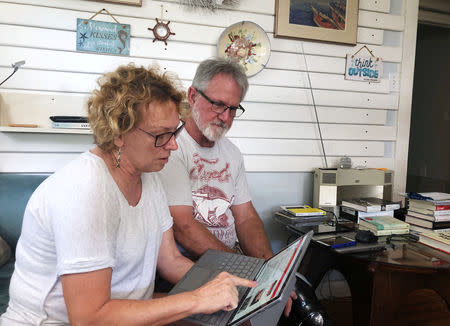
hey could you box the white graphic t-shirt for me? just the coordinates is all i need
[158,129,251,248]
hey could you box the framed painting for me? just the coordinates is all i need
[274,0,359,45]
[88,0,142,6]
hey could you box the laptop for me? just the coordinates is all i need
[168,231,313,326]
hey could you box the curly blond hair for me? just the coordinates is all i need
[87,64,186,152]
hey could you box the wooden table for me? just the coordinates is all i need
[296,231,450,326]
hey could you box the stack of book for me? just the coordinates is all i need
[418,231,450,254]
[50,116,90,129]
[405,193,450,234]
[274,205,329,227]
[340,197,400,223]
[358,215,409,236]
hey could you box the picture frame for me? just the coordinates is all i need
[274,0,359,45]
[87,0,142,6]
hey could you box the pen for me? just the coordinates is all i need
[8,123,38,128]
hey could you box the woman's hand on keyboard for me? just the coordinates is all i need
[191,272,257,314]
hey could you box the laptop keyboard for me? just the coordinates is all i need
[216,253,261,296]
[189,253,262,324]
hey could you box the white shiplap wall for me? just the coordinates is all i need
[0,0,418,197]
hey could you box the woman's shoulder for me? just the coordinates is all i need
[45,151,110,189]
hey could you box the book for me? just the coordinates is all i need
[408,199,450,211]
[408,209,450,222]
[359,216,409,231]
[404,192,450,205]
[419,231,450,254]
[409,224,450,234]
[407,206,450,217]
[358,225,409,236]
[341,199,381,212]
[407,210,450,222]
[51,121,90,129]
[340,206,393,223]
[280,205,326,217]
[405,215,450,229]
[273,210,330,226]
[360,197,401,211]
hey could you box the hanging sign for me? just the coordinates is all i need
[76,9,130,55]
[345,46,382,82]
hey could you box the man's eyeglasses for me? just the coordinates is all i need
[137,120,185,147]
[195,88,245,118]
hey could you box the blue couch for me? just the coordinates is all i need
[0,174,49,313]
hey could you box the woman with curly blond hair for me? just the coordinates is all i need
[1,64,255,326]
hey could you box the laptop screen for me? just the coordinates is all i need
[229,232,311,324]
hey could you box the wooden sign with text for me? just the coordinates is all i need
[76,18,130,55]
[345,54,382,82]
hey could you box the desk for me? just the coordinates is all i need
[289,227,450,326]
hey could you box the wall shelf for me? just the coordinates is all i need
[0,126,91,134]
[0,91,90,135]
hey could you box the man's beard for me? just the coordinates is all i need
[192,106,230,142]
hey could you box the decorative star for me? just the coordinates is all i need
[79,32,88,42]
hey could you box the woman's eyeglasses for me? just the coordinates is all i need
[137,120,185,147]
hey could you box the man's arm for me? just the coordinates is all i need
[62,229,257,326]
[231,201,273,260]
[169,205,233,259]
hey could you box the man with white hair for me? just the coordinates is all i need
[158,57,274,261]
[158,58,330,325]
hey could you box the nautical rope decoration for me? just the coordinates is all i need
[178,0,239,10]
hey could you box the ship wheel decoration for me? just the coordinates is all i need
[148,5,175,46]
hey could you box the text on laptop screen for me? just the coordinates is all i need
[230,236,306,322]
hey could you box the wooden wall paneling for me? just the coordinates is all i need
[322,125,396,140]
[245,85,311,104]
[315,107,388,124]
[228,121,317,139]
[229,138,385,156]
[314,90,398,109]
[240,103,388,124]
[0,23,403,64]
[0,25,74,50]
[242,156,394,172]
[0,46,199,80]
[359,0,391,13]
[0,3,387,55]
[1,0,274,31]
[0,90,388,126]
[0,152,79,172]
[308,73,390,93]
[3,0,400,33]
[0,133,94,152]
[228,121,395,140]
[303,42,402,63]
[1,45,346,78]
[359,10,405,31]
[0,153,394,173]
[1,44,393,96]
[0,0,412,179]
[357,27,384,45]
[0,70,395,112]
[0,91,88,127]
[0,68,99,93]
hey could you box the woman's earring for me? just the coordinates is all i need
[115,147,122,168]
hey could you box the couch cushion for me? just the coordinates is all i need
[0,236,11,267]
[0,260,14,314]
[0,174,49,252]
